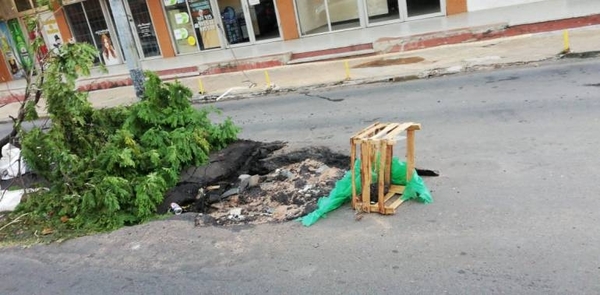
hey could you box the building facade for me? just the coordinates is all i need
[0,0,544,82]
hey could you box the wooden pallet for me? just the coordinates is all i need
[350,122,421,215]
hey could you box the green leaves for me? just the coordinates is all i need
[18,66,240,233]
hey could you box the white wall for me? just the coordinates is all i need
[467,0,546,11]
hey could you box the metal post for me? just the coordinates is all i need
[108,0,144,98]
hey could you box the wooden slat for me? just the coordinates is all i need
[352,122,379,138]
[389,198,405,210]
[371,123,400,140]
[370,205,396,215]
[350,140,357,209]
[384,144,392,186]
[389,185,405,194]
[382,122,412,140]
[360,141,372,212]
[383,191,396,203]
[407,123,422,131]
[406,129,415,182]
[355,122,384,140]
[378,141,386,214]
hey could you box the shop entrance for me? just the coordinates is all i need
[216,0,281,45]
[164,0,281,54]
[365,0,443,25]
[164,0,222,54]
[64,0,124,66]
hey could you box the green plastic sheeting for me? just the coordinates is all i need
[299,157,432,227]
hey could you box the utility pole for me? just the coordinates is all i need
[108,0,144,98]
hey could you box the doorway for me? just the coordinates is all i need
[63,0,124,65]
[216,0,281,45]
[296,0,362,35]
[364,0,443,26]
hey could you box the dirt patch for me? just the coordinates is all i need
[160,140,350,226]
[354,57,425,68]
[194,158,344,226]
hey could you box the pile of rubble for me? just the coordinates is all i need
[194,159,344,226]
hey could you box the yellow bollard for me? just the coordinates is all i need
[344,60,351,80]
[563,30,570,53]
[264,70,272,87]
[198,78,205,94]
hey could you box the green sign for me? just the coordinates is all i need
[7,19,33,71]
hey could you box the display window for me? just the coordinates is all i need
[295,0,444,34]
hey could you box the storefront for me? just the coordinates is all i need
[0,21,26,80]
[63,0,161,65]
[163,0,282,54]
[295,0,445,35]
[0,0,64,80]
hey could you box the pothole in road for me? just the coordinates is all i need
[159,140,350,227]
[353,56,425,68]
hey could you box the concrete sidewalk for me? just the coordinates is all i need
[0,24,599,122]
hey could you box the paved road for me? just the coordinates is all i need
[1,59,600,294]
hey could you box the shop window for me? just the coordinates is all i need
[406,0,441,17]
[13,0,46,12]
[249,0,280,41]
[15,0,33,12]
[127,0,161,58]
[64,0,123,66]
[164,0,200,54]
[295,0,360,35]
[366,0,400,23]
[164,0,221,54]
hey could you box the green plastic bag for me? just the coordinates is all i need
[391,160,433,203]
[299,157,432,227]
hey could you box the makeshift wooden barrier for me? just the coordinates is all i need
[350,122,421,214]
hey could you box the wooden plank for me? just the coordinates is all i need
[352,122,379,138]
[406,129,415,182]
[350,140,357,209]
[361,141,372,212]
[370,205,396,215]
[356,122,384,140]
[371,123,399,140]
[384,144,392,186]
[389,198,405,209]
[383,191,397,203]
[389,185,405,194]
[407,123,422,131]
[378,141,386,214]
[381,122,412,141]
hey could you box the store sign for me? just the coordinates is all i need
[137,22,153,38]
[7,19,33,71]
[0,22,23,78]
[62,0,87,5]
[39,11,63,51]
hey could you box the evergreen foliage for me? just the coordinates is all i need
[16,42,239,232]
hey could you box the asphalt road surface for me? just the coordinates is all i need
[1,59,599,295]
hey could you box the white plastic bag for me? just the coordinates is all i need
[0,189,25,212]
[0,143,28,180]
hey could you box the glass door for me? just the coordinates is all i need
[164,0,199,54]
[188,0,221,50]
[365,0,400,24]
[125,0,162,58]
[247,0,280,42]
[217,0,250,45]
[295,0,361,35]
[405,0,442,18]
[364,0,443,26]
